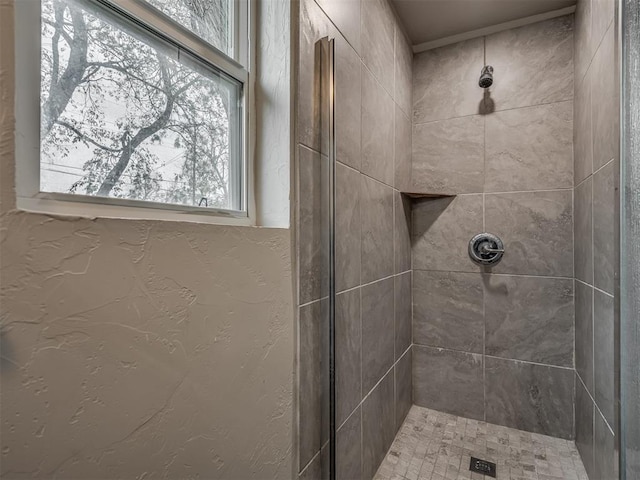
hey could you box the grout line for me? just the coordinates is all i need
[575,277,615,298]
[412,268,575,281]
[575,370,616,437]
[298,296,329,309]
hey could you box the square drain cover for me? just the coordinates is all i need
[469,457,496,477]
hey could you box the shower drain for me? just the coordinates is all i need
[469,457,497,477]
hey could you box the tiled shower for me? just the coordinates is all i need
[296,0,619,479]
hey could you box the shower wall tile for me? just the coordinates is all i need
[575,281,594,394]
[484,275,574,367]
[337,404,362,480]
[394,272,412,358]
[574,0,593,85]
[394,191,411,274]
[360,0,395,94]
[485,190,573,277]
[594,411,616,480]
[412,195,483,273]
[335,35,362,171]
[591,25,619,172]
[315,0,361,54]
[594,290,615,428]
[362,371,396,480]
[486,15,574,112]
[361,175,394,284]
[336,289,362,426]
[413,271,484,354]
[395,348,412,430]
[412,37,484,124]
[336,163,361,293]
[576,374,595,479]
[412,115,485,194]
[395,28,413,118]
[575,177,594,284]
[484,357,574,439]
[574,70,593,185]
[361,66,394,186]
[413,346,484,421]
[591,0,615,59]
[485,101,573,192]
[298,451,324,480]
[362,277,394,394]
[593,161,616,294]
[394,105,411,192]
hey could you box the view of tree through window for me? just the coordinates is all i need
[40,0,242,211]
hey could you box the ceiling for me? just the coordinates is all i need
[391,0,576,48]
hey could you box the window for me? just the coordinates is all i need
[23,0,250,218]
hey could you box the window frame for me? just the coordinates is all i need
[14,0,255,225]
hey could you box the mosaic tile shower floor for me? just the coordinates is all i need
[374,406,588,480]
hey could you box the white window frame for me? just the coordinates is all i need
[14,0,255,226]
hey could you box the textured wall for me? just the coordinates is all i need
[573,0,619,478]
[410,15,576,439]
[295,0,413,478]
[0,0,295,478]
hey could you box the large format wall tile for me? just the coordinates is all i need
[484,275,574,366]
[412,195,483,272]
[485,358,574,439]
[361,66,395,186]
[575,281,594,394]
[575,178,594,284]
[395,349,412,430]
[360,0,395,94]
[335,35,362,171]
[593,161,616,294]
[594,290,615,428]
[394,105,411,192]
[412,38,484,124]
[485,101,573,192]
[362,278,394,394]
[362,371,395,480]
[412,115,485,194]
[591,0,615,62]
[413,271,484,353]
[413,346,484,421]
[395,28,413,118]
[485,190,573,277]
[574,70,593,185]
[298,146,328,304]
[576,374,595,479]
[394,191,411,274]
[337,405,362,480]
[336,163,361,293]
[315,0,361,54]
[395,272,412,358]
[486,15,574,111]
[336,289,361,426]
[574,0,593,85]
[594,410,616,480]
[361,175,394,283]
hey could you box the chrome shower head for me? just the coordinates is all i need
[479,65,494,88]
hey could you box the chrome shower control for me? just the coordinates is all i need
[468,233,504,266]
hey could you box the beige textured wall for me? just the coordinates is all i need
[0,0,295,478]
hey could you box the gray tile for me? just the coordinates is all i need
[575,281,594,394]
[315,0,360,54]
[361,176,394,283]
[412,38,484,124]
[298,146,328,304]
[299,450,324,480]
[394,28,413,117]
[574,68,593,185]
[336,163,361,293]
[394,105,411,192]
[484,275,574,367]
[412,115,484,194]
[413,345,484,420]
[575,177,593,284]
[362,371,396,480]
[594,409,616,480]
[336,288,361,426]
[592,24,619,172]
[361,65,395,186]
[487,15,574,111]
[485,101,573,192]
[486,190,573,277]
[362,278,394,394]
[485,357,574,439]
[394,191,411,274]
[574,0,593,86]
[412,195,483,273]
[594,290,615,428]
[335,35,362,171]
[394,272,412,359]
[395,348,412,430]
[575,375,595,480]
[360,0,395,94]
[591,0,615,61]
[413,271,484,354]
[593,161,616,294]
[337,405,362,480]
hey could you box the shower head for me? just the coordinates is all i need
[479,65,494,88]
